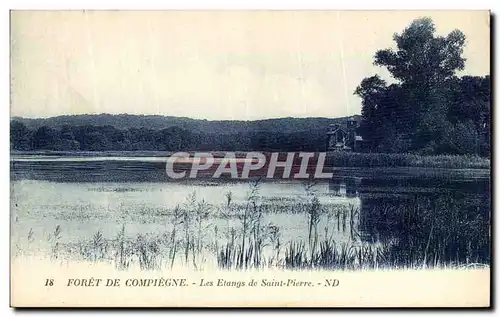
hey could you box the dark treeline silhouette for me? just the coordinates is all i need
[10,120,333,152]
[354,17,490,156]
[11,115,354,152]
[12,114,343,134]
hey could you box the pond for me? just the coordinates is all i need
[10,155,491,270]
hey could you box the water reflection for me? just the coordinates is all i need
[329,176,361,197]
[328,176,491,267]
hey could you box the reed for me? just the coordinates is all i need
[182,192,196,265]
[90,230,106,261]
[30,185,489,272]
[235,178,261,269]
[114,224,130,270]
[135,234,161,270]
[193,198,212,268]
[325,152,490,169]
[49,224,62,260]
[28,228,34,244]
[169,205,182,269]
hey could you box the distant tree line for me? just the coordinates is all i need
[10,121,331,152]
[354,17,490,156]
[11,114,340,135]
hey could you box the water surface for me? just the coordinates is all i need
[10,155,491,268]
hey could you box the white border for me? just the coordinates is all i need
[1,0,497,315]
[3,1,497,10]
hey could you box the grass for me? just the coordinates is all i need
[324,152,489,169]
[362,195,491,268]
[284,239,388,271]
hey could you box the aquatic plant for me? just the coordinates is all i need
[49,224,62,260]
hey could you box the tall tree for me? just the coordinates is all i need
[354,17,488,155]
[374,17,466,87]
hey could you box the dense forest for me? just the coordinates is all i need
[10,18,490,156]
[10,116,349,152]
[354,17,490,156]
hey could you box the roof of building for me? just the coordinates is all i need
[327,124,347,135]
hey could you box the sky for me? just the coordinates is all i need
[10,10,490,120]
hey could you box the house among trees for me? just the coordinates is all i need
[327,116,365,152]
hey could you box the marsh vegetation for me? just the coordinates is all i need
[13,177,490,271]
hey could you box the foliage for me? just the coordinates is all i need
[355,17,490,157]
[9,120,335,152]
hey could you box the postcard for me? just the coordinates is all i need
[10,10,491,307]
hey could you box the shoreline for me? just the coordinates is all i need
[10,150,491,170]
